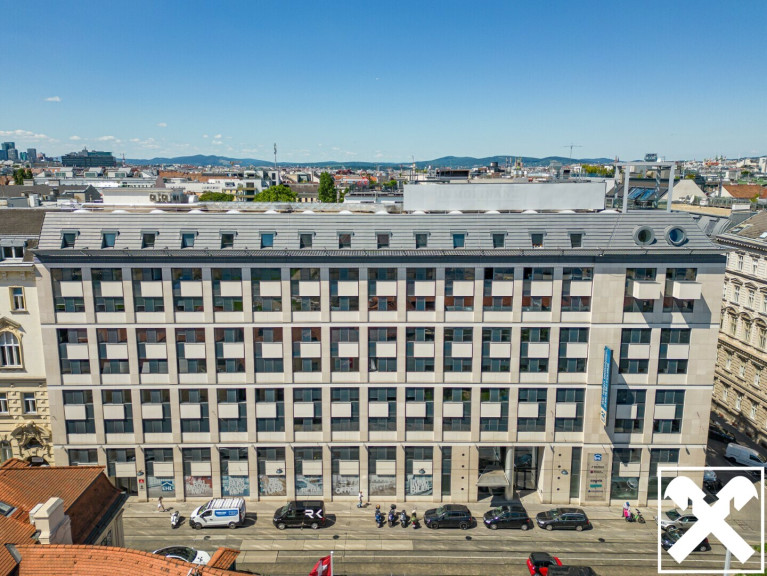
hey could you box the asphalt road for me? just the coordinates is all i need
[123,424,766,576]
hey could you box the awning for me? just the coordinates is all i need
[476,469,511,488]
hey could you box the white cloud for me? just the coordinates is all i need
[202,134,209,139]
[69,135,82,141]
[157,122,167,128]
[374,152,384,158]
[129,138,140,143]
[44,96,61,102]
[211,140,223,145]
[214,134,222,139]
[97,135,116,141]
[0,129,51,141]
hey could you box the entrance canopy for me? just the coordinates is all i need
[476,469,511,488]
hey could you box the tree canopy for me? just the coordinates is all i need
[253,184,296,202]
[199,192,236,202]
[317,172,338,202]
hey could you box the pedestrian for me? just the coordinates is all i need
[358,490,364,508]
[157,496,166,512]
[411,509,418,529]
[623,501,630,521]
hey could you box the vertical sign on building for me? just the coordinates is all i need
[600,347,612,426]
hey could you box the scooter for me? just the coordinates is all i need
[170,510,180,529]
[399,510,409,528]
[387,506,397,527]
[633,509,645,524]
[375,510,384,528]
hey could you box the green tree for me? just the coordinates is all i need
[12,168,25,185]
[317,172,338,202]
[253,184,296,202]
[24,168,32,179]
[199,192,236,202]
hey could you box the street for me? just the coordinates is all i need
[123,422,767,576]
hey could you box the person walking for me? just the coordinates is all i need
[157,496,167,512]
[411,509,418,529]
[623,501,630,521]
[358,490,364,508]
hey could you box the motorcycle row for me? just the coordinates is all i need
[375,504,419,529]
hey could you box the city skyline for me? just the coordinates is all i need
[1,0,766,162]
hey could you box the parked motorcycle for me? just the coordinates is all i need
[387,506,397,527]
[399,510,409,528]
[633,508,645,524]
[170,511,180,529]
[375,508,384,528]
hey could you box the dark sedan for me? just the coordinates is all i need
[662,527,711,552]
[536,508,591,531]
[423,504,474,530]
[709,423,736,444]
[484,505,533,530]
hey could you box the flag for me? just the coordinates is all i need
[308,555,332,576]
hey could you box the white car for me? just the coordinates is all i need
[658,508,698,531]
[153,546,211,565]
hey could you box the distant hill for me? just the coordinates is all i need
[125,154,614,169]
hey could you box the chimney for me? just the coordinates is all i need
[31,497,72,545]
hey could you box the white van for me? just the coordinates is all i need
[725,443,767,470]
[189,498,246,529]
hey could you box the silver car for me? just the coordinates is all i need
[153,546,211,565]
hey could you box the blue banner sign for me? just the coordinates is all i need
[600,347,612,426]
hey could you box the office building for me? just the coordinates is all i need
[61,148,117,168]
[714,212,767,447]
[26,149,37,164]
[34,200,724,505]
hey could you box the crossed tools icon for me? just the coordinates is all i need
[664,475,758,564]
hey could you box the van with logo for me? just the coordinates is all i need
[725,443,767,472]
[189,498,246,529]
[273,500,326,530]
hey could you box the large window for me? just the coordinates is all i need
[520,327,549,373]
[368,268,397,311]
[481,328,511,372]
[558,327,588,373]
[480,388,509,431]
[292,327,321,373]
[212,268,243,312]
[176,328,207,374]
[561,268,592,312]
[252,268,283,312]
[330,327,359,372]
[293,388,322,432]
[653,390,684,433]
[102,389,133,434]
[483,268,514,311]
[97,328,129,374]
[330,268,359,311]
[0,332,21,367]
[619,328,651,374]
[330,388,359,431]
[255,328,284,373]
[443,388,471,431]
[369,327,397,372]
[554,388,584,432]
[92,268,125,313]
[51,268,85,313]
[658,329,690,374]
[624,268,656,313]
[290,268,320,312]
[132,268,164,313]
[444,327,473,372]
[255,388,285,432]
[406,327,435,372]
[137,328,168,374]
[614,389,646,433]
[215,328,245,373]
[172,268,203,312]
[406,268,436,311]
[663,268,697,313]
[522,267,553,312]
[405,388,434,431]
[517,388,547,432]
[368,388,396,431]
[180,389,210,433]
[218,389,247,433]
[57,329,90,374]
[445,268,474,311]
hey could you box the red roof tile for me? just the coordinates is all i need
[723,184,767,199]
[0,516,38,576]
[13,545,244,576]
[207,547,241,570]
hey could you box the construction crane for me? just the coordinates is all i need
[563,143,583,160]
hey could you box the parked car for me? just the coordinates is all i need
[152,546,211,565]
[483,505,534,530]
[708,423,736,444]
[189,498,246,530]
[526,552,562,576]
[703,469,722,493]
[658,508,697,531]
[725,443,767,472]
[661,526,711,552]
[273,500,326,530]
[423,504,474,530]
[535,508,591,531]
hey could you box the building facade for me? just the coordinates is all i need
[0,211,52,465]
[714,212,767,447]
[34,207,724,505]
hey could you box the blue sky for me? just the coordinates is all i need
[2,0,765,162]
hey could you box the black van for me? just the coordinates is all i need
[273,500,326,530]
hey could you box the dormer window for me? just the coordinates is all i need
[1,245,24,260]
[299,232,313,249]
[531,233,544,249]
[452,233,465,249]
[181,232,196,249]
[141,232,156,248]
[338,233,352,249]
[415,232,428,249]
[377,232,391,249]
[101,231,117,248]
[492,233,505,249]
[260,232,274,249]
[569,233,583,248]
[61,232,77,249]
[221,232,235,249]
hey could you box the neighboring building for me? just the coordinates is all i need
[61,149,117,168]
[0,211,52,465]
[26,149,37,164]
[714,211,767,446]
[35,200,724,506]
[0,458,127,576]
[7,544,241,576]
[719,184,767,201]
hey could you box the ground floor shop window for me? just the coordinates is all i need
[405,446,433,496]
[368,446,396,496]
[221,447,249,496]
[569,447,582,499]
[610,448,641,500]
[258,447,286,496]
[295,446,323,496]
[648,448,679,500]
[145,448,174,498]
[183,447,213,498]
[331,446,359,496]
[441,447,452,496]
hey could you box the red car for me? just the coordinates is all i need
[527,552,563,576]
